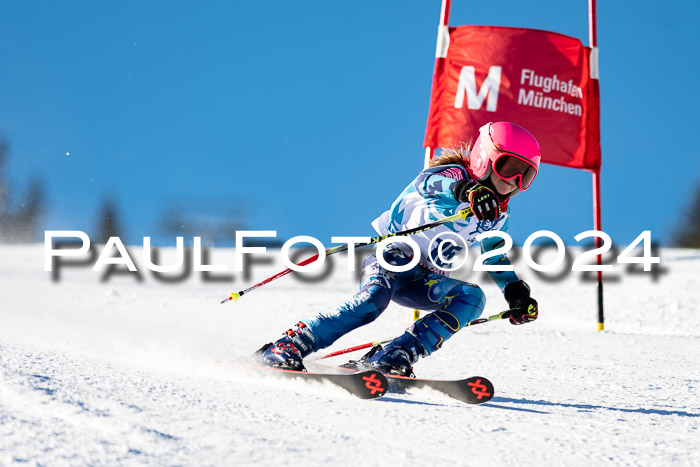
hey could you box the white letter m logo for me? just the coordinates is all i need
[454,66,502,112]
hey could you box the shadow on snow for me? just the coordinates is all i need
[490,397,700,418]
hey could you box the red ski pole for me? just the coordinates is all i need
[310,337,395,361]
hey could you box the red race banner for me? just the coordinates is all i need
[424,25,601,171]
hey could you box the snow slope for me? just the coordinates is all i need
[1,245,698,465]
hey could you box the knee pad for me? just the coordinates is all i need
[448,283,486,322]
[409,283,486,355]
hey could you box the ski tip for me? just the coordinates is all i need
[465,376,495,404]
[357,370,389,400]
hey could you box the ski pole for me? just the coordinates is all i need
[312,309,512,360]
[220,207,473,304]
[310,337,395,361]
[464,309,513,327]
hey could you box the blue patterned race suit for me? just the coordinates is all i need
[303,164,522,355]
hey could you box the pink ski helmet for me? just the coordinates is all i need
[469,121,541,194]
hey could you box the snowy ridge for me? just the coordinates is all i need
[1,245,699,465]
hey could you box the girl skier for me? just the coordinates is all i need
[258,121,541,376]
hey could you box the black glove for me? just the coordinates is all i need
[452,179,501,221]
[504,280,538,325]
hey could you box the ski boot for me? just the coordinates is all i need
[346,331,426,377]
[256,322,316,371]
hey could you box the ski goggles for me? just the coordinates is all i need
[479,124,539,191]
[493,154,538,190]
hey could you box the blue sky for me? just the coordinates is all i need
[1,1,698,247]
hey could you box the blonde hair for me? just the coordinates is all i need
[429,141,473,169]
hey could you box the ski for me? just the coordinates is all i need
[307,361,493,404]
[251,367,388,400]
[383,374,494,405]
